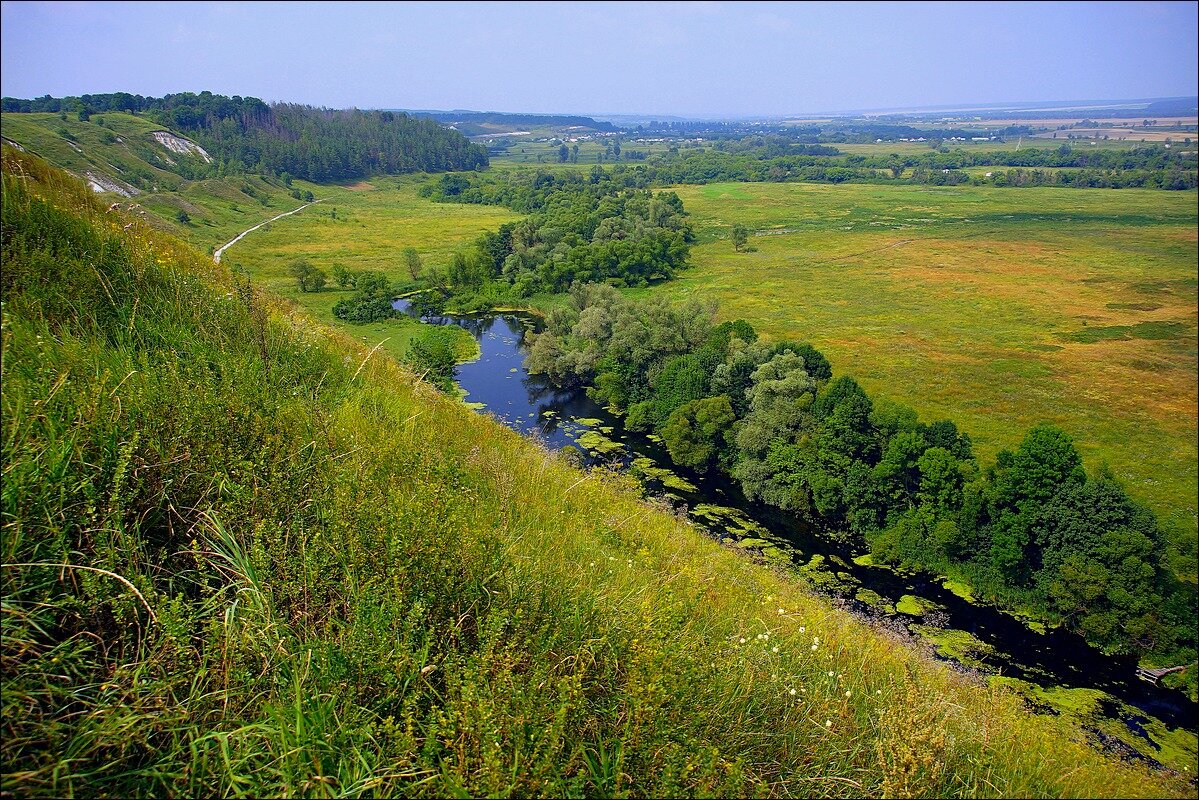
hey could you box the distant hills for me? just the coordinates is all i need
[397,110,617,137]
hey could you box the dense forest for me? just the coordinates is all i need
[526,285,1197,666]
[1,91,489,181]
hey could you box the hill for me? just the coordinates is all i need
[2,91,489,182]
[2,146,1191,797]
[407,110,618,137]
[0,110,327,251]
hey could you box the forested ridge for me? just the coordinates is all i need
[2,91,489,181]
[526,285,1198,670]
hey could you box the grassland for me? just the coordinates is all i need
[217,177,520,366]
[647,182,1198,561]
[5,147,1193,798]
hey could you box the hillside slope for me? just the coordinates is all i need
[0,111,327,252]
[2,92,491,182]
[1,147,1190,797]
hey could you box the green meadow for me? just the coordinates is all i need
[217,177,520,365]
[651,182,1198,562]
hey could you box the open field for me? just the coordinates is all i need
[648,182,1198,558]
[1030,129,1195,142]
[832,138,1167,156]
[970,117,1196,128]
[216,177,520,365]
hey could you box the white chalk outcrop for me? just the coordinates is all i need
[151,131,212,163]
[83,171,139,197]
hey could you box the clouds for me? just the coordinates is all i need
[2,0,1195,116]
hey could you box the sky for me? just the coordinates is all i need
[2,1,1196,118]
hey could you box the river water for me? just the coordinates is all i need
[397,299,1197,766]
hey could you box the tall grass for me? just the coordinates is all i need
[2,147,1191,797]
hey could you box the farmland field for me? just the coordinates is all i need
[649,182,1198,557]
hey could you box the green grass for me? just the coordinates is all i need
[5,146,1194,799]
[217,176,519,368]
[646,181,1198,570]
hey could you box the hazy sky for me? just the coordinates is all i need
[2,1,1196,117]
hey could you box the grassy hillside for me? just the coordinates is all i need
[0,111,326,252]
[648,181,1198,572]
[3,149,1193,797]
[0,113,520,369]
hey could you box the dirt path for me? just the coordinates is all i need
[213,199,323,263]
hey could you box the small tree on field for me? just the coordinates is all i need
[289,259,327,292]
[332,264,353,288]
[731,224,749,252]
[403,247,423,280]
[175,210,190,225]
[558,144,570,163]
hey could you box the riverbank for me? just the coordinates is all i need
[416,302,1198,774]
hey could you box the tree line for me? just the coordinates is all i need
[632,145,1196,190]
[2,91,489,182]
[418,168,694,308]
[526,285,1197,665]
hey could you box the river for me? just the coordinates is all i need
[396,299,1197,770]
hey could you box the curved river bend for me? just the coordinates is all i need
[397,300,1197,771]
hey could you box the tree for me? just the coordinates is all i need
[332,270,396,322]
[288,259,327,292]
[407,331,457,392]
[332,264,353,288]
[175,210,190,225]
[403,247,422,280]
[734,351,817,500]
[558,144,570,163]
[993,424,1085,512]
[661,395,736,473]
[731,223,749,252]
[916,447,963,514]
